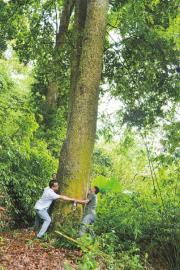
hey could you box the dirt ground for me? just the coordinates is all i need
[0,229,80,270]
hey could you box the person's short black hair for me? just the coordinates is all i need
[94,186,100,194]
[49,180,58,188]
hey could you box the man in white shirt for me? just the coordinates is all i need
[34,179,75,238]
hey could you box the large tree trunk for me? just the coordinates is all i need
[46,0,75,111]
[53,0,109,232]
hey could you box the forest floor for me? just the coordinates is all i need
[0,229,169,270]
[0,229,80,270]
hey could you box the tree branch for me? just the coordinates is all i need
[55,0,75,49]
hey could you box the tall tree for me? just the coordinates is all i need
[53,0,109,229]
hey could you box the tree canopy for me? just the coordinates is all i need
[0,1,179,269]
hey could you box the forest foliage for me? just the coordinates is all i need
[0,0,179,269]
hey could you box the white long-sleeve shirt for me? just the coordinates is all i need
[35,187,60,210]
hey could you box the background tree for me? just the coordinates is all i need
[105,0,178,128]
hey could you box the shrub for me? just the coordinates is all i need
[94,188,178,268]
[0,61,57,227]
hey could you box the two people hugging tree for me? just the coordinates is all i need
[34,174,99,239]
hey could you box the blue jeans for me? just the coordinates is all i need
[35,208,51,238]
[79,213,95,237]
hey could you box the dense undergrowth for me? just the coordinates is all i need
[0,58,179,269]
[0,59,57,226]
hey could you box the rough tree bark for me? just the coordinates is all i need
[53,0,109,231]
[46,0,75,111]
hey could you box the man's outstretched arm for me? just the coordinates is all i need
[58,195,76,202]
[58,195,89,204]
[75,199,89,205]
